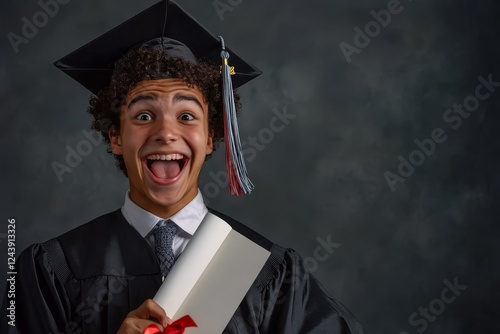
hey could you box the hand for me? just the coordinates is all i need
[117,299,172,334]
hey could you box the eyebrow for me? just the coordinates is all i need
[127,95,156,110]
[173,93,204,110]
[127,93,204,111]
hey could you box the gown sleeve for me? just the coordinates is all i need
[1,241,71,334]
[225,247,363,334]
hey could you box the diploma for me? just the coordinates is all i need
[153,212,271,334]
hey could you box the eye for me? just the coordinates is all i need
[180,113,194,121]
[136,112,153,121]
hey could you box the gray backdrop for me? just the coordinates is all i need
[1,0,500,333]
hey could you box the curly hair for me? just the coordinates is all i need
[87,46,241,176]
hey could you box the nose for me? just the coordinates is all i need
[150,116,179,144]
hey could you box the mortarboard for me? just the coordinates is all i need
[54,0,261,196]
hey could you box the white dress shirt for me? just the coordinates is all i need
[121,190,208,259]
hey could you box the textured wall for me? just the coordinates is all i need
[1,0,500,333]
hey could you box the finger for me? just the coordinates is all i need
[128,299,172,328]
[118,318,164,334]
[143,323,164,334]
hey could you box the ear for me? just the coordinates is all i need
[109,129,123,155]
[206,129,214,155]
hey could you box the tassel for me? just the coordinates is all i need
[218,36,254,196]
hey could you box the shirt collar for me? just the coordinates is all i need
[121,190,208,238]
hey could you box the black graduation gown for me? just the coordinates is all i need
[1,209,363,334]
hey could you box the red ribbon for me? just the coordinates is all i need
[143,315,197,334]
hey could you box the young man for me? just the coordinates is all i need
[2,1,363,333]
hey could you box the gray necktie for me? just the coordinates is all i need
[151,220,177,277]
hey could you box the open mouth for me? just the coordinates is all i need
[145,153,188,180]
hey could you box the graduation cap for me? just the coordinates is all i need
[54,0,261,196]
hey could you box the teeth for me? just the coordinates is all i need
[147,153,184,161]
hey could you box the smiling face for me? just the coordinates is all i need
[109,78,213,217]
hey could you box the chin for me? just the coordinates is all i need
[147,184,194,208]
